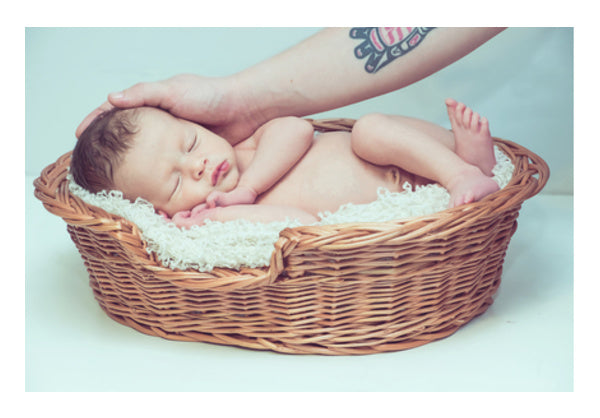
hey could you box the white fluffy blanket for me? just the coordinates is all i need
[69,147,514,272]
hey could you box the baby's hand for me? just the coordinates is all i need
[206,186,258,208]
[168,204,216,229]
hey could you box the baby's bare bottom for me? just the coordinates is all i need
[351,101,499,207]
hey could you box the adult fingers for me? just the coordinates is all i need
[74,100,114,138]
[76,81,174,139]
[108,81,173,110]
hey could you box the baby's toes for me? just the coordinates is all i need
[450,192,463,208]
[480,116,490,134]
[455,103,466,127]
[462,107,473,127]
[445,100,458,124]
[445,97,458,108]
[470,112,480,131]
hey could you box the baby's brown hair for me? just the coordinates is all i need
[70,108,140,193]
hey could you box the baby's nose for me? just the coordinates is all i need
[189,158,208,180]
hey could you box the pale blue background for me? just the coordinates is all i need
[25,28,573,392]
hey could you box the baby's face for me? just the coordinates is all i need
[113,107,239,217]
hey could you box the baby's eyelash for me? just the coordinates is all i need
[188,135,197,152]
[171,176,181,200]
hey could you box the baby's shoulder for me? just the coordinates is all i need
[233,135,258,152]
[233,136,258,166]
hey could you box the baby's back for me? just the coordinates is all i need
[256,131,405,215]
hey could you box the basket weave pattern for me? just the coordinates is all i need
[34,119,549,355]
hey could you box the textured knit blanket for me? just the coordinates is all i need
[69,147,514,272]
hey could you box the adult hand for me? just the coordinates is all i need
[75,74,264,144]
[76,28,506,144]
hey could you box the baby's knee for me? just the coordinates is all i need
[351,113,389,153]
[280,116,315,146]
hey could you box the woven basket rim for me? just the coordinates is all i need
[34,118,549,290]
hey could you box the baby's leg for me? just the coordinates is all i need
[445,98,496,176]
[365,114,457,151]
[373,102,497,176]
[351,113,499,207]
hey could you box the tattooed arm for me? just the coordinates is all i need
[77,27,504,143]
[351,27,436,73]
[234,27,505,121]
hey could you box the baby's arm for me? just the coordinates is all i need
[170,203,318,228]
[207,117,314,207]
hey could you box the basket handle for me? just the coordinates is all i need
[498,138,550,200]
[34,152,126,232]
[523,144,550,199]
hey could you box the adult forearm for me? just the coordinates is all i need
[232,27,505,121]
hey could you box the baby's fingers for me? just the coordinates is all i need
[172,210,191,222]
[206,191,226,208]
[191,203,209,215]
[206,195,218,209]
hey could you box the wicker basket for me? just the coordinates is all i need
[34,119,549,355]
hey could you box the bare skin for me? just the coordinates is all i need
[76,28,506,143]
[444,98,499,206]
[446,98,496,176]
[113,100,500,228]
[348,100,499,209]
[259,98,500,212]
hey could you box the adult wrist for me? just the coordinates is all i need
[226,72,273,129]
[228,64,315,124]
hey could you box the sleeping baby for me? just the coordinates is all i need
[70,98,499,228]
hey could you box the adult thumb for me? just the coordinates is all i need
[108,81,171,109]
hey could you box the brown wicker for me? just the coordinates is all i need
[34,119,549,355]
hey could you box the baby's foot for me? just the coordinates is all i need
[447,167,500,208]
[445,98,496,176]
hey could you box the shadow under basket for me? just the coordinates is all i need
[34,119,549,355]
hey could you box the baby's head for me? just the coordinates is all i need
[71,107,138,194]
[71,106,240,217]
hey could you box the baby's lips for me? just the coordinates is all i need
[211,160,230,186]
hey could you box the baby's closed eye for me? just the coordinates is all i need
[187,134,198,152]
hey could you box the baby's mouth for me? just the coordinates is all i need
[211,160,230,186]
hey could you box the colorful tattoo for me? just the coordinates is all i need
[350,27,435,73]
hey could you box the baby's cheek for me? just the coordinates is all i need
[222,169,240,192]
